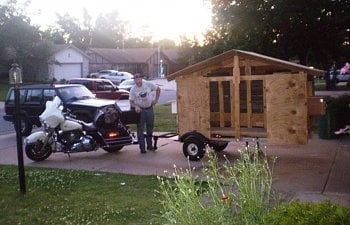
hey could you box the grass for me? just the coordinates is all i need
[314,79,350,91]
[154,103,177,132]
[0,82,11,101]
[128,103,178,133]
[1,141,350,224]
[0,165,164,225]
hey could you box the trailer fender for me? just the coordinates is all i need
[179,131,209,143]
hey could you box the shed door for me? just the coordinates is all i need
[266,73,308,144]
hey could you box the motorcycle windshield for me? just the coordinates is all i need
[39,96,64,128]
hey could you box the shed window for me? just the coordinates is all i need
[240,81,247,113]
[251,80,264,113]
[210,82,219,112]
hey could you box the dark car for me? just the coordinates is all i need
[68,78,129,100]
[3,84,138,136]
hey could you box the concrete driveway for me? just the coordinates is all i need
[0,131,349,207]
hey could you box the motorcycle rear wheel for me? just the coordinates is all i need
[103,145,123,153]
[25,140,52,161]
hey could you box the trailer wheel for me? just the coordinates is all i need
[210,141,228,152]
[183,138,205,161]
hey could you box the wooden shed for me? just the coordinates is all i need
[167,49,326,153]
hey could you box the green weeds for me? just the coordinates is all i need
[158,144,278,225]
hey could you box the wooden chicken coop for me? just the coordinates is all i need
[167,49,326,160]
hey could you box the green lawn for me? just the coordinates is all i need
[0,82,11,101]
[0,165,165,225]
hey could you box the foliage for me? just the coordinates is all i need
[0,165,162,225]
[204,0,350,69]
[263,200,350,225]
[0,1,53,81]
[158,144,278,225]
[0,82,11,101]
[327,94,350,129]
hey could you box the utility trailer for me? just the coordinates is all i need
[166,49,326,161]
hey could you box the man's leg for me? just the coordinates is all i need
[145,108,154,150]
[137,111,146,153]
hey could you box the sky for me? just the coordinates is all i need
[4,0,213,43]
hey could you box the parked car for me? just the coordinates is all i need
[3,84,137,136]
[90,70,118,78]
[118,79,136,92]
[91,70,134,84]
[68,78,129,100]
[329,70,350,83]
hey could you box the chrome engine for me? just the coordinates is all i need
[59,131,97,152]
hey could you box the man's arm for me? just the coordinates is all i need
[130,99,142,113]
[153,86,161,105]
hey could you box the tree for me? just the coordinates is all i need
[205,0,350,69]
[0,0,52,81]
[90,10,131,49]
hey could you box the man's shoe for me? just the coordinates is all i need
[147,147,156,151]
[141,149,146,154]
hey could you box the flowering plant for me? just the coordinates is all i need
[340,62,350,74]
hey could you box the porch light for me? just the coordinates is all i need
[9,63,22,84]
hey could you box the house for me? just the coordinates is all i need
[86,48,179,79]
[167,49,326,145]
[48,44,90,81]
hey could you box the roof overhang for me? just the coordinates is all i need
[167,49,325,81]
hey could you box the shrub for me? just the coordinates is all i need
[157,144,277,225]
[263,200,350,225]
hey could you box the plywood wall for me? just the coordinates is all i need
[176,74,210,137]
[266,72,308,144]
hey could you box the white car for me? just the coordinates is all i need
[91,70,134,84]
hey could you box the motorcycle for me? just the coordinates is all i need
[24,96,136,161]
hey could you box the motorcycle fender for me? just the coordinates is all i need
[25,131,47,143]
[25,132,55,149]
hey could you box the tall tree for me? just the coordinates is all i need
[90,10,130,48]
[206,0,350,69]
[0,0,52,80]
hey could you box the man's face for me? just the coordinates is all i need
[134,74,143,86]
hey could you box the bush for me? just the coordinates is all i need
[327,95,350,129]
[157,144,350,225]
[158,144,278,225]
[263,200,350,225]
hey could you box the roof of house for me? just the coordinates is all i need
[88,48,178,64]
[53,44,90,59]
[167,49,325,81]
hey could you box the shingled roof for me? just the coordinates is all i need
[88,48,178,64]
[53,44,90,58]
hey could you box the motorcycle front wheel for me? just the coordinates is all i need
[25,139,52,161]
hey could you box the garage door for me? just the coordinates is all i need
[54,63,82,80]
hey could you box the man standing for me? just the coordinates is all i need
[129,73,161,153]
